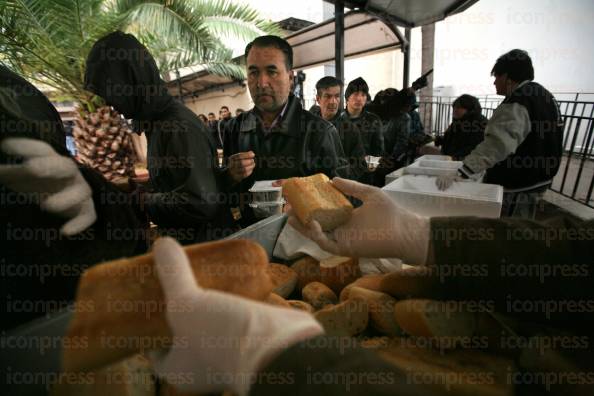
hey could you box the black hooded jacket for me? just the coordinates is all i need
[85,32,237,242]
[435,111,487,160]
[1,65,146,330]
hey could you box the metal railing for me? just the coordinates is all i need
[418,94,594,208]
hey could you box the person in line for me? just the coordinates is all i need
[85,31,239,243]
[315,76,367,181]
[0,65,146,329]
[344,77,384,157]
[437,49,564,219]
[432,94,487,160]
[223,35,348,224]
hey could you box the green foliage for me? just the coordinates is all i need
[0,0,279,110]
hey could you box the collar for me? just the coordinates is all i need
[509,80,532,96]
[345,108,363,119]
[240,95,301,137]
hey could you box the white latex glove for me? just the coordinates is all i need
[435,174,462,191]
[0,138,97,236]
[151,237,324,396]
[289,177,430,265]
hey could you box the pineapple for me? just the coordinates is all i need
[73,106,136,182]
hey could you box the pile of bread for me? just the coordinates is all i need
[53,174,514,396]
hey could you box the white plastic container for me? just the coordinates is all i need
[249,201,284,219]
[382,175,503,218]
[249,180,282,202]
[414,154,452,162]
[403,161,461,177]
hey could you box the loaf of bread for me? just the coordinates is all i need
[393,299,478,348]
[266,292,291,308]
[319,256,361,294]
[268,263,298,298]
[302,281,338,310]
[287,300,314,313]
[290,256,321,290]
[348,287,402,336]
[64,239,272,373]
[339,274,385,302]
[282,173,353,231]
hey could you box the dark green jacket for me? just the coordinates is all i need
[346,109,385,156]
[225,95,349,186]
[328,112,367,181]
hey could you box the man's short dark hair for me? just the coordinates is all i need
[315,76,343,96]
[491,49,534,82]
[220,106,229,111]
[245,35,293,70]
[208,112,215,116]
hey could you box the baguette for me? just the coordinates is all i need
[64,239,272,372]
[348,287,402,336]
[282,173,353,231]
[339,275,385,302]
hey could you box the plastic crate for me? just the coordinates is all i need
[382,175,503,218]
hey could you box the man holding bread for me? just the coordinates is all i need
[223,36,349,211]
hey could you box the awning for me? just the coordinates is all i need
[165,69,242,99]
[324,0,479,28]
[285,11,403,70]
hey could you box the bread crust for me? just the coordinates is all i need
[63,239,272,372]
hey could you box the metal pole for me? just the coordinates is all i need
[403,28,411,88]
[335,0,344,108]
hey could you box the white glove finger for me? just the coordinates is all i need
[59,199,97,236]
[26,156,79,179]
[41,178,92,213]
[307,220,345,256]
[153,237,202,300]
[1,138,58,158]
[331,177,378,201]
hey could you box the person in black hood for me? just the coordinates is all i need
[0,65,146,329]
[434,94,487,160]
[84,31,238,243]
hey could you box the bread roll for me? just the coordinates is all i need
[348,287,402,336]
[314,299,369,336]
[268,263,298,298]
[282,173,353,231]
[339,275,385,302]
[319,256,361,294]
[64,239,272,373]
[301,281,338,310]
[290,256,321,290]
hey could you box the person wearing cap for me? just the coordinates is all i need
[315,76,367,181]
[344,77,384,157]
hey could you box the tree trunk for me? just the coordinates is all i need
[73,106,136,183]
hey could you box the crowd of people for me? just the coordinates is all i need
[1,31,592,396]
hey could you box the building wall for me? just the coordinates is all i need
[181,84,253,117]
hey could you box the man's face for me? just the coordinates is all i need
[219,107,230,119]
[208,114,216,121]
[346,91,367,114]
[247,46,293,114]
[493,73,510,96]
[316,85,341,120]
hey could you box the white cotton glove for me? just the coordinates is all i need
[435,174,462,191]
[289,177,430,265]
[150,237,324,396]
[0,138,97,236]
